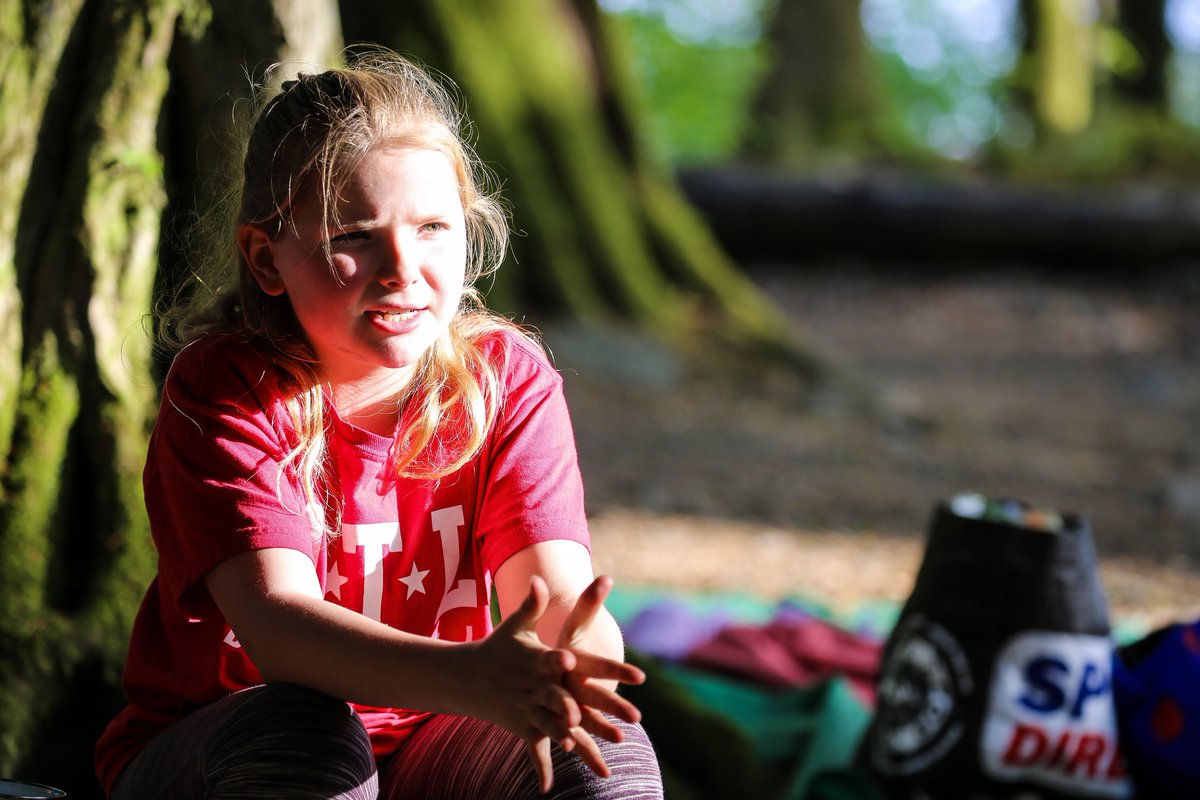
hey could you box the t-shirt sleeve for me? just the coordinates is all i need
[476,334,591,574]
[145,339,321,620]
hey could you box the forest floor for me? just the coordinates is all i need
[548,261,1200,632]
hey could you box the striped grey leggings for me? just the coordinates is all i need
[110,684,662,799]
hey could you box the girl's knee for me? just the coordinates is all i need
[211,683,377,797]
[555,721,663,800]
[230,683,368,741]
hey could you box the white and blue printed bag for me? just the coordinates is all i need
[863,495,1131,799]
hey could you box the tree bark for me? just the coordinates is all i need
[1034,0,1096,135]
[1,1,175,787]
[1,1,338,792]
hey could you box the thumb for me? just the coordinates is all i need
[502,575,549,633]
[557,575,612,648]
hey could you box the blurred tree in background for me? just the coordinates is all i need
[609,0,1200,180]
[1113,0,1169,110]
[743,0,877,165]
[339,1,798,361]
[613,0,1200,268]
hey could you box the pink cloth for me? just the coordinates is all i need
[682,615,882,703]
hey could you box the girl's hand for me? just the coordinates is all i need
[471,576,585,792]
[493,543,648,790]
[553,575,646,778]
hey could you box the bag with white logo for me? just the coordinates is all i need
[861,495,1131,799]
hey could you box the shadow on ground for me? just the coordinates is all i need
[551,262,1200,567]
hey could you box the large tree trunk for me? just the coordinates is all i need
[0,1,337,793]
[1,1,174,789]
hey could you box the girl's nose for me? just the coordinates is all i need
[379,232,421,287]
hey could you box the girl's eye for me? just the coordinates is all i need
[421,221,449,234]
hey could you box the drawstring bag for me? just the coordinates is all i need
[1112,618,1200,799]
[861,494,1131,799]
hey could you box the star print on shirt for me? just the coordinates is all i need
[399,562,430,600]
[327,561,349,600]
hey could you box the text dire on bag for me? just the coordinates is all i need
[862,495,1131,799]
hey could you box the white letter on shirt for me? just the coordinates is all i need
[432,506,476,619]
[341,521,403,622]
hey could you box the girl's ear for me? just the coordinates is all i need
[237,224,287,296]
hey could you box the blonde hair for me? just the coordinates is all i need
[161,49,524,530]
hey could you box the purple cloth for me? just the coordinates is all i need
[621,598,731,661]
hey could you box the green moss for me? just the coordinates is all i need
[0,335,79,631]
[0,1,172,780]
[426,1,610,321]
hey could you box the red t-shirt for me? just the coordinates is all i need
[95,329,590,792]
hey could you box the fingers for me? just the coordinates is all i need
[556,575,612,649]
[526,736,554,794]
[537,647,577,678]
[568,681,642,727]
[566,725,611,779]
[577,704,627,744]
[538,682,582,742]
[525,727,614,794]
[505,575,549,635]
[569,650,645,688]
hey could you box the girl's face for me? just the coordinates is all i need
[242,146,468,394]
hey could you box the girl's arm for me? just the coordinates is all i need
[494,539,629,671]
[207,546,596,789]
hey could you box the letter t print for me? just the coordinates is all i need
[342,521,402,622]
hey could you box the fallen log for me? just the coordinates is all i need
[678,165,1200,268]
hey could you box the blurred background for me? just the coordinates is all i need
[4,0,1200,795]
[565,0,1200,613]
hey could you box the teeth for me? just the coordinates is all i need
[372,310,418,321]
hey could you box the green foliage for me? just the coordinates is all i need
[984,98,1200,184]
[602,3,771,165]
[608,0,1200,184]
[0,338,79,631]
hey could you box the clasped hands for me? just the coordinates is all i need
[473,574,645,793]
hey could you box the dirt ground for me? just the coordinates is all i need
[548,261,1200,631]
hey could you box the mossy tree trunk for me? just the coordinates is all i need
[1033,0,1097,136]
[1,1,336,794]
[1,1,174,789]
[341,0,810,369]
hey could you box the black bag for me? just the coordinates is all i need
[861,495,1131,799]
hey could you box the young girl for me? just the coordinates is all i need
[95,50,662,799]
